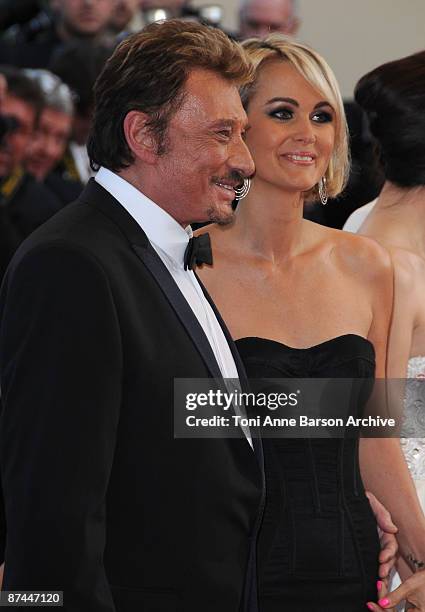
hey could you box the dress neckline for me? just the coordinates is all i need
[235,333,375,353]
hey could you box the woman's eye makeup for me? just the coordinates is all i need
[268,107,293,120]
[267,106,334,123]
[311,110,333,123]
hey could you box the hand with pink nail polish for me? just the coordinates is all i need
[368,570,425,610]
[377,598,390,608]
[366,579,394,611]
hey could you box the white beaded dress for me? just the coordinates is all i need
[391,356,425,610]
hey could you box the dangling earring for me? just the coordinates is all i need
[318,176,328,205]
[234,178,251,201]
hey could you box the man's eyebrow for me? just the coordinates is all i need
[210,119,235,127]
[209,118,249,129]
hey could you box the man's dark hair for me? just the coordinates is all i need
[87,19,254,172]
[0,65,44,121]
[355,50,425,188]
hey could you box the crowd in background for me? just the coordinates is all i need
[0,0,387,278]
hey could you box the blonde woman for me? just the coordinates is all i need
[196,36,425,610]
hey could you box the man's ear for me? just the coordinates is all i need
[123,110,158,165]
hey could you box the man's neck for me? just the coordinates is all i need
[118,166,187,228]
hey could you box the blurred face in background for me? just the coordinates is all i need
[0,95,36,179]
[140,0,186,12]
[109,0,140,32]
[60,0,115,36]
[239,0,300,39]
[25,107,73,181]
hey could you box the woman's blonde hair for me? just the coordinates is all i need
[240,34,350,201]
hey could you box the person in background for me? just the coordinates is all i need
[139,0,187,18]
[49,39,114,184]
[342,51,425,612]
[0,69,26,278]
[109,0,143,34]
[238,0,300,39]
[0,0,116,69]
[0,66,61,245]
[0,67,42,183]
[24,68,83,205]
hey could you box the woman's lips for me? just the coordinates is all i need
[281,153,316,166]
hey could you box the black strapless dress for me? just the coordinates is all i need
[235,334,380,612]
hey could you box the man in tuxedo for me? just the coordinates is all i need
[0,19,264,612]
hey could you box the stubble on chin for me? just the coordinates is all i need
[206,205,236,226]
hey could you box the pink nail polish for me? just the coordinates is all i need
[366,604,374,610]
[376,580,383,591]
[378,598,390,607]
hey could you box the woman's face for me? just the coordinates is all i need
[245,60,336,196]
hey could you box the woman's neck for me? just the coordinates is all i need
[377,181,425,209]
[231,181,306,264]
[374,181,425,256]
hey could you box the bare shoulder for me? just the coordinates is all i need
[387,247,425,292]
[388,246,425,271]
[307,221,392,283]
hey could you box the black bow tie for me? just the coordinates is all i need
[184,233,213,270]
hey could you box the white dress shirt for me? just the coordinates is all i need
[95,167,241,378]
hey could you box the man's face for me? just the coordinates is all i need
[109,0,140,31]
[240,0,299,39]
[25,108,72,181]
[152,69,255,226]
[0,95,36,179]
[60,0,115,36]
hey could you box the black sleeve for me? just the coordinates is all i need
[0,241,122,611]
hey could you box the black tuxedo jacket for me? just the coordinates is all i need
[0,179,264,612]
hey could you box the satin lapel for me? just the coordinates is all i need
[195,272,265,468]
[133,244,223,379]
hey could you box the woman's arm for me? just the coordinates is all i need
[360,244,425,567]
[360,438,425,562]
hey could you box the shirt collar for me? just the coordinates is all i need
[95,166,192,268]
